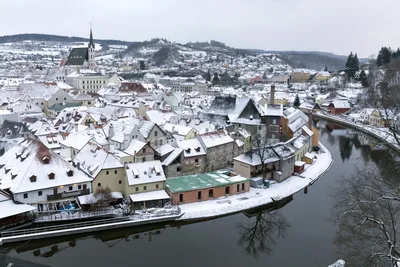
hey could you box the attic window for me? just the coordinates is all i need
[0,163,5,169]
[195,147,201,152]
[66,169,73,177]
[154,166,161,176]
[4,166,11,174]
[185,148,191,154]
[21,153,28,162]
[43,156,50,164]
[132,168,139,178]
[30,175,37,183]
[16,152,22,158]
[249,115,254,120]
[48,172,55,180]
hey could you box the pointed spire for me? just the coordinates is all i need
[89,24,95,49]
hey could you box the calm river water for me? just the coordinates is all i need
[2,120,398,267]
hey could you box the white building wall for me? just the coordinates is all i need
[13,182,92,204]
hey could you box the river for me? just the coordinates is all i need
[2,120,398,267]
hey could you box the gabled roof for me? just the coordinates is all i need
[329,100,350,109]
[74,142,123,178]
[198,131,234,148]
[124,139,147,156]
[0,139,92,194]
[125,161,166,186]
[65,47,88,66]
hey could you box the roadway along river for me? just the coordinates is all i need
[3,120,398,267]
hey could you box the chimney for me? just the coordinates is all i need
[270,84,275,105]
[109,123,114,138]
[308,111,313,129]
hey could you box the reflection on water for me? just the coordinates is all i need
[2,197,293,262]
[3,120,400,267]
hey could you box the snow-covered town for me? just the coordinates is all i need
[0,28,339,232]
[1,24,400,267]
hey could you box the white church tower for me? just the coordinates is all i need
[88,27,96,69]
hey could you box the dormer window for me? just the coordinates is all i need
[5,166,11,174]
[30,175,37,182]
[43,156,50,164]
[48,172,55,180]
[66,169,73,177]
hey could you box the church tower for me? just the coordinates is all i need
[88,27,96,69]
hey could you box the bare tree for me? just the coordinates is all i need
[332,166,400,267]
[251,131,274,181]
[236,211,289,260]
[88,187,115,212]
[364,58,400,146]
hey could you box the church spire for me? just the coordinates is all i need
[89,25,95,49]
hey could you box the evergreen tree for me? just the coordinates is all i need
[324,65,328,72]
[345,52,359,80]
[377,47,392,66]
[205,70,211,81]
[139,60,146,70]
[293,94,300,108]
[212,73,219,85]
[359,70,369,87]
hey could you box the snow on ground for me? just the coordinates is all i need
[178,142,333,220]
[179,50,207,57]
[96,54,115,60]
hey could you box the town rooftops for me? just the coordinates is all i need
[234,148,280,166]
[329,100,350,109]
[165,170,249,194]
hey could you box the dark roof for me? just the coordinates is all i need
[65,47,88,66]
[49,102,83,112]
[0,120,29,139]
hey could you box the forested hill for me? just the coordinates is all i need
[0,33,132,46]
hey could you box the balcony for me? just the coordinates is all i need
[47,188,90,201]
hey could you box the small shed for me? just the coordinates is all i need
[302,152,316,164]
[250,177,263,188]
[294,161,306,174]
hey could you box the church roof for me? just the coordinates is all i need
[65,47,88,66]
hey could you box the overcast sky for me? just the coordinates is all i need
[1,0,399,57]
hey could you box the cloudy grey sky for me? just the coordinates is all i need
[1,0,400,57]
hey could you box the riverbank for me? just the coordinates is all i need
[177,141,333,220]
[314,112,400,152]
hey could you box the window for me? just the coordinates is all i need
[119,180,122,184]
[155,131,158,137]
[56,98,58,101]
[209,189,213,198]
[106,171,109,175]
[195,159,199,163]
[225,186,230,195]
[38,191,42,196]
[88,101,91,105]
[198,191,202,200]
[69,186,73,191]
[23,193,28,199]
[177,166,181,172]
[78,185,82,190]
[179,194,183,202]
[83,184,87,190]
[142,157,146,162]
[269,125,279,132]
[272,119,277,124]
[135,187,139,192]
[143,148,146,153]
[41,102,43,105]
[83,86,85,89]
[98,183,101,187]
[237,184,240,192]
[64,97,66,101]
[242,183,245,191]
[115,170,117,174]
[156,184,159,189]
[143,186,147,191]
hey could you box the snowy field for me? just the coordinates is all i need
[178,142,333,220]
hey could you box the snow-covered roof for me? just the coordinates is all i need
[163,123,194,137]
[124,139,147,156]
[156,144,175,157]
[162,148,183,166]
[74,142,124,178]
[330,100,350,109]
[129,190,170,202]
[0,139,92,194]
[125,161,166,186]
[59,131,92,151]
[177,139,206,157]
[0,199,36,219]
[234,148,279,166]
[198,131,234,148]
[77,191,123,205]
